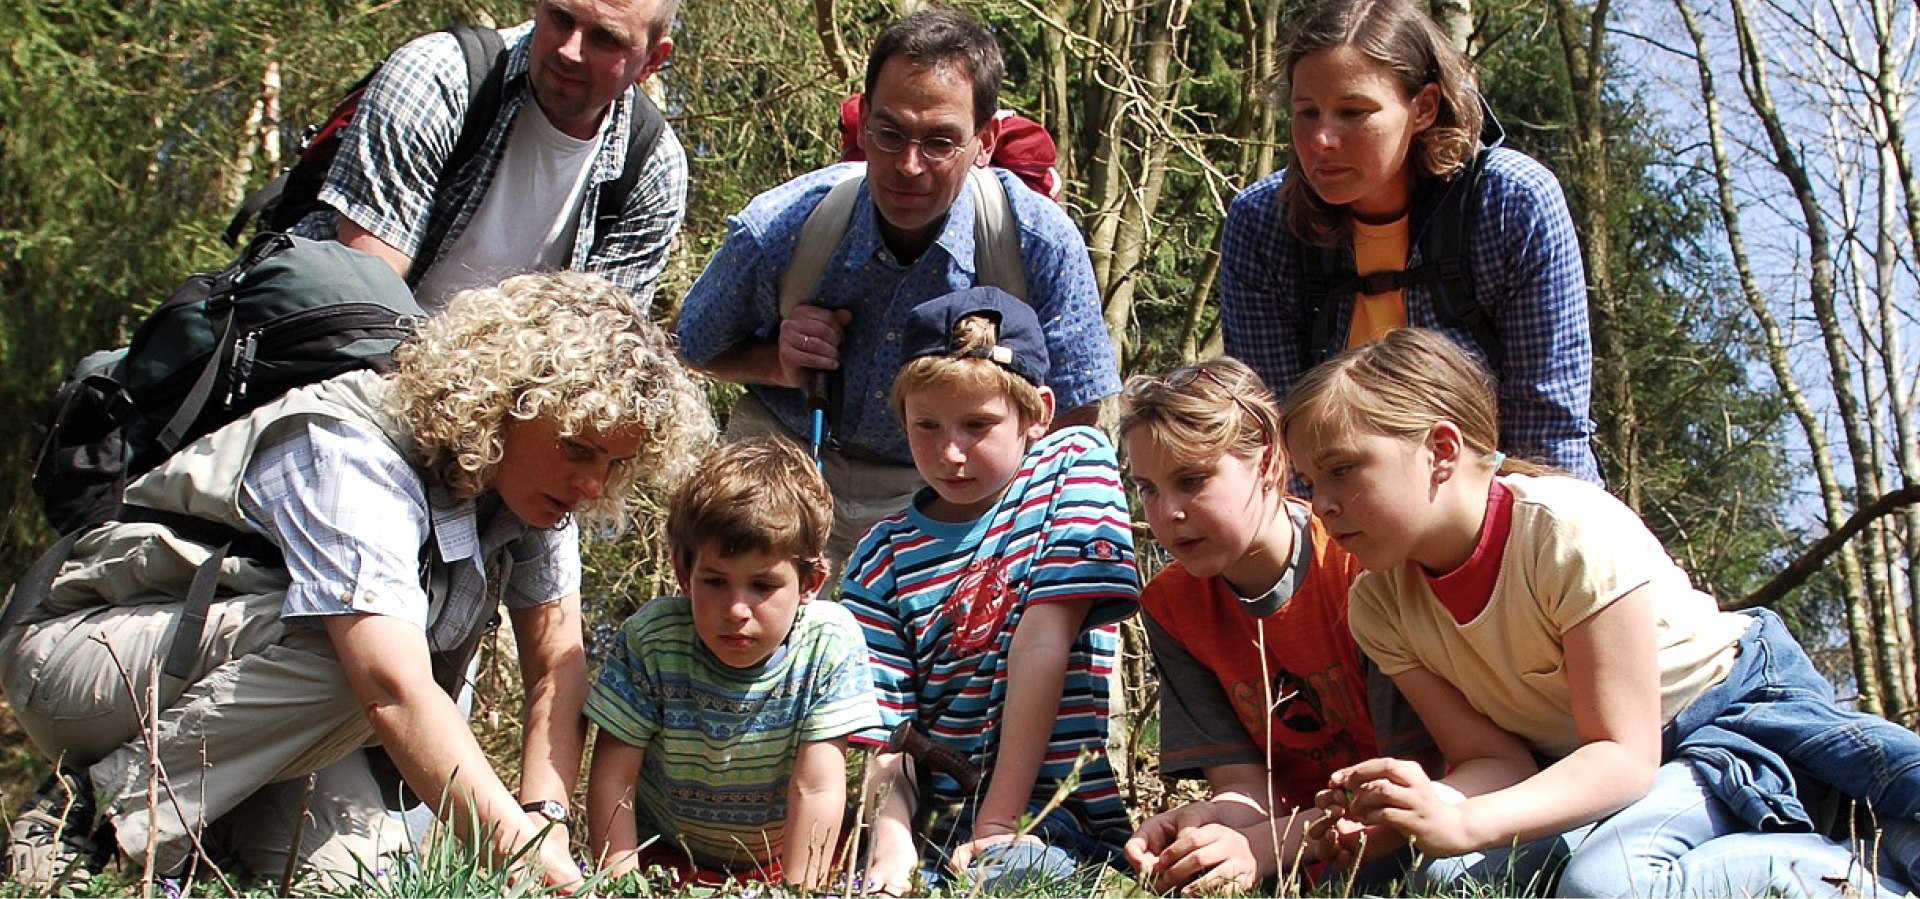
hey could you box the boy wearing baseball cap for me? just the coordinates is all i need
[842,287,1139,895]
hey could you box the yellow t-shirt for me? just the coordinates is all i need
[1347,474,1748,760]
[1347,217,1410,347]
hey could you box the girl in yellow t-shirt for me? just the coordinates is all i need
[1277,327,1920,897]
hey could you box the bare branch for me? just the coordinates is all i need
[1734,484,1920,610]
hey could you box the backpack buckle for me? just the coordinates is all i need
[1356,271,1403,296]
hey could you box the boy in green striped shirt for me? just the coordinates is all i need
[586,436,879,889]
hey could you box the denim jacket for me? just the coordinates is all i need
[1665,608,1920,836]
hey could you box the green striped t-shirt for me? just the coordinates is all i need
[587,597,879,870]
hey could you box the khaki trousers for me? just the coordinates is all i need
[1,580,406,881]
[724,394,925,571]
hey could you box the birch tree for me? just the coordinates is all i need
[1665,0,1919,716]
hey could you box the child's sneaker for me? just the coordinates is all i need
[6,767,108,891]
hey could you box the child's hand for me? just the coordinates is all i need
[950,824,1046,877]
[1131,820,1261,895]
[1125,800,1222,876]
[1307,788,1358,869]
[1327,758,1477,858]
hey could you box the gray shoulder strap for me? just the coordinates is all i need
[968,167,1027,301]
[779,169,867,318]
[778,164,1029,318]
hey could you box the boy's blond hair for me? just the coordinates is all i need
[891,315,1048,425]
[666,435,833,578]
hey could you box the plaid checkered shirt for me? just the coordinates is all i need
[302,22,688,310]
[1219,147,1601,483]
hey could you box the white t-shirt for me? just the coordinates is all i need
[413,105,602,312]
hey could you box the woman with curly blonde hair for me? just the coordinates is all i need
[1218,0,1600,484]
[391,270,711,528]
[0,269,713,892]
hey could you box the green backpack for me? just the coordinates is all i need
[30,232,423,537]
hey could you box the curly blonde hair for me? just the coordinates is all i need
[389,271,716,530]
[1118,357,1288,489]
[1278,0,1484,246]
[891,315,1048,425]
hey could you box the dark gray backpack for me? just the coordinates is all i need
[30,232,423,536]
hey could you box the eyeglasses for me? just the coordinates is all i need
[863,126,972,162]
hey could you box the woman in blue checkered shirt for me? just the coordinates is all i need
[1217,0,1601,484]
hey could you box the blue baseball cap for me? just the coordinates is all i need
[900,287,1050,386]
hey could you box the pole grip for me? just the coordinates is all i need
[887,721,982,793]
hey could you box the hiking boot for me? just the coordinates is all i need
[7,767,108,892]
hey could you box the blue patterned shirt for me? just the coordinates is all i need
[675,163,1121,465]
[300,23,689,311]
[1218,148,1601,483]
[841,427,1139,855]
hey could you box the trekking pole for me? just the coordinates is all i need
[806,369,829,472]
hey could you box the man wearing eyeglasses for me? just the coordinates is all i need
[676,8,1120,565]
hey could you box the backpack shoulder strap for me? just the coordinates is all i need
[779,168,868,318]
[1300,146,1502,370]
[1297,234,1348,365]
[587,91,668,260]
[779,165,1027,316]
[969,168,1027,301]
[155,232,295,455]
[1405,147,1502,370]
[409,25,508,288]
[0,530,87,642]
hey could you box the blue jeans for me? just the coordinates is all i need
[1415,608,1920,897]
[1558,762,1913,897]
[1668,608,1920,885]
[921,806,1122,894]
[1403,825,1589,896]
[1554,608,1920,897]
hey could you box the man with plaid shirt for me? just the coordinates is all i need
[299,0,688,313]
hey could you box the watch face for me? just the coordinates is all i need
[526,799,568,824]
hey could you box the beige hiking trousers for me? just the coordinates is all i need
[0,568,406,882]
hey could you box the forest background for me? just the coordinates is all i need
[0,0,1916,863]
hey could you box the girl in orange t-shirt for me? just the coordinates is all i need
[1118,358,1433,895]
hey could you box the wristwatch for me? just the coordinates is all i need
[521,799,569,826]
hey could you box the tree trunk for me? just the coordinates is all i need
[1863,0,1920,712]
[1430,0,1472,54]
[1546,0,1637,509]
[1671,0,1882,710]
[810,0,853,82]
[1727,0,1899,713]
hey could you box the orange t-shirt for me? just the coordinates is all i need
[1347,216,1410,346]
[1139,504,1377,810]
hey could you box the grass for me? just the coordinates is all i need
[2,530,1907,898]
[1,825,1149,899]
